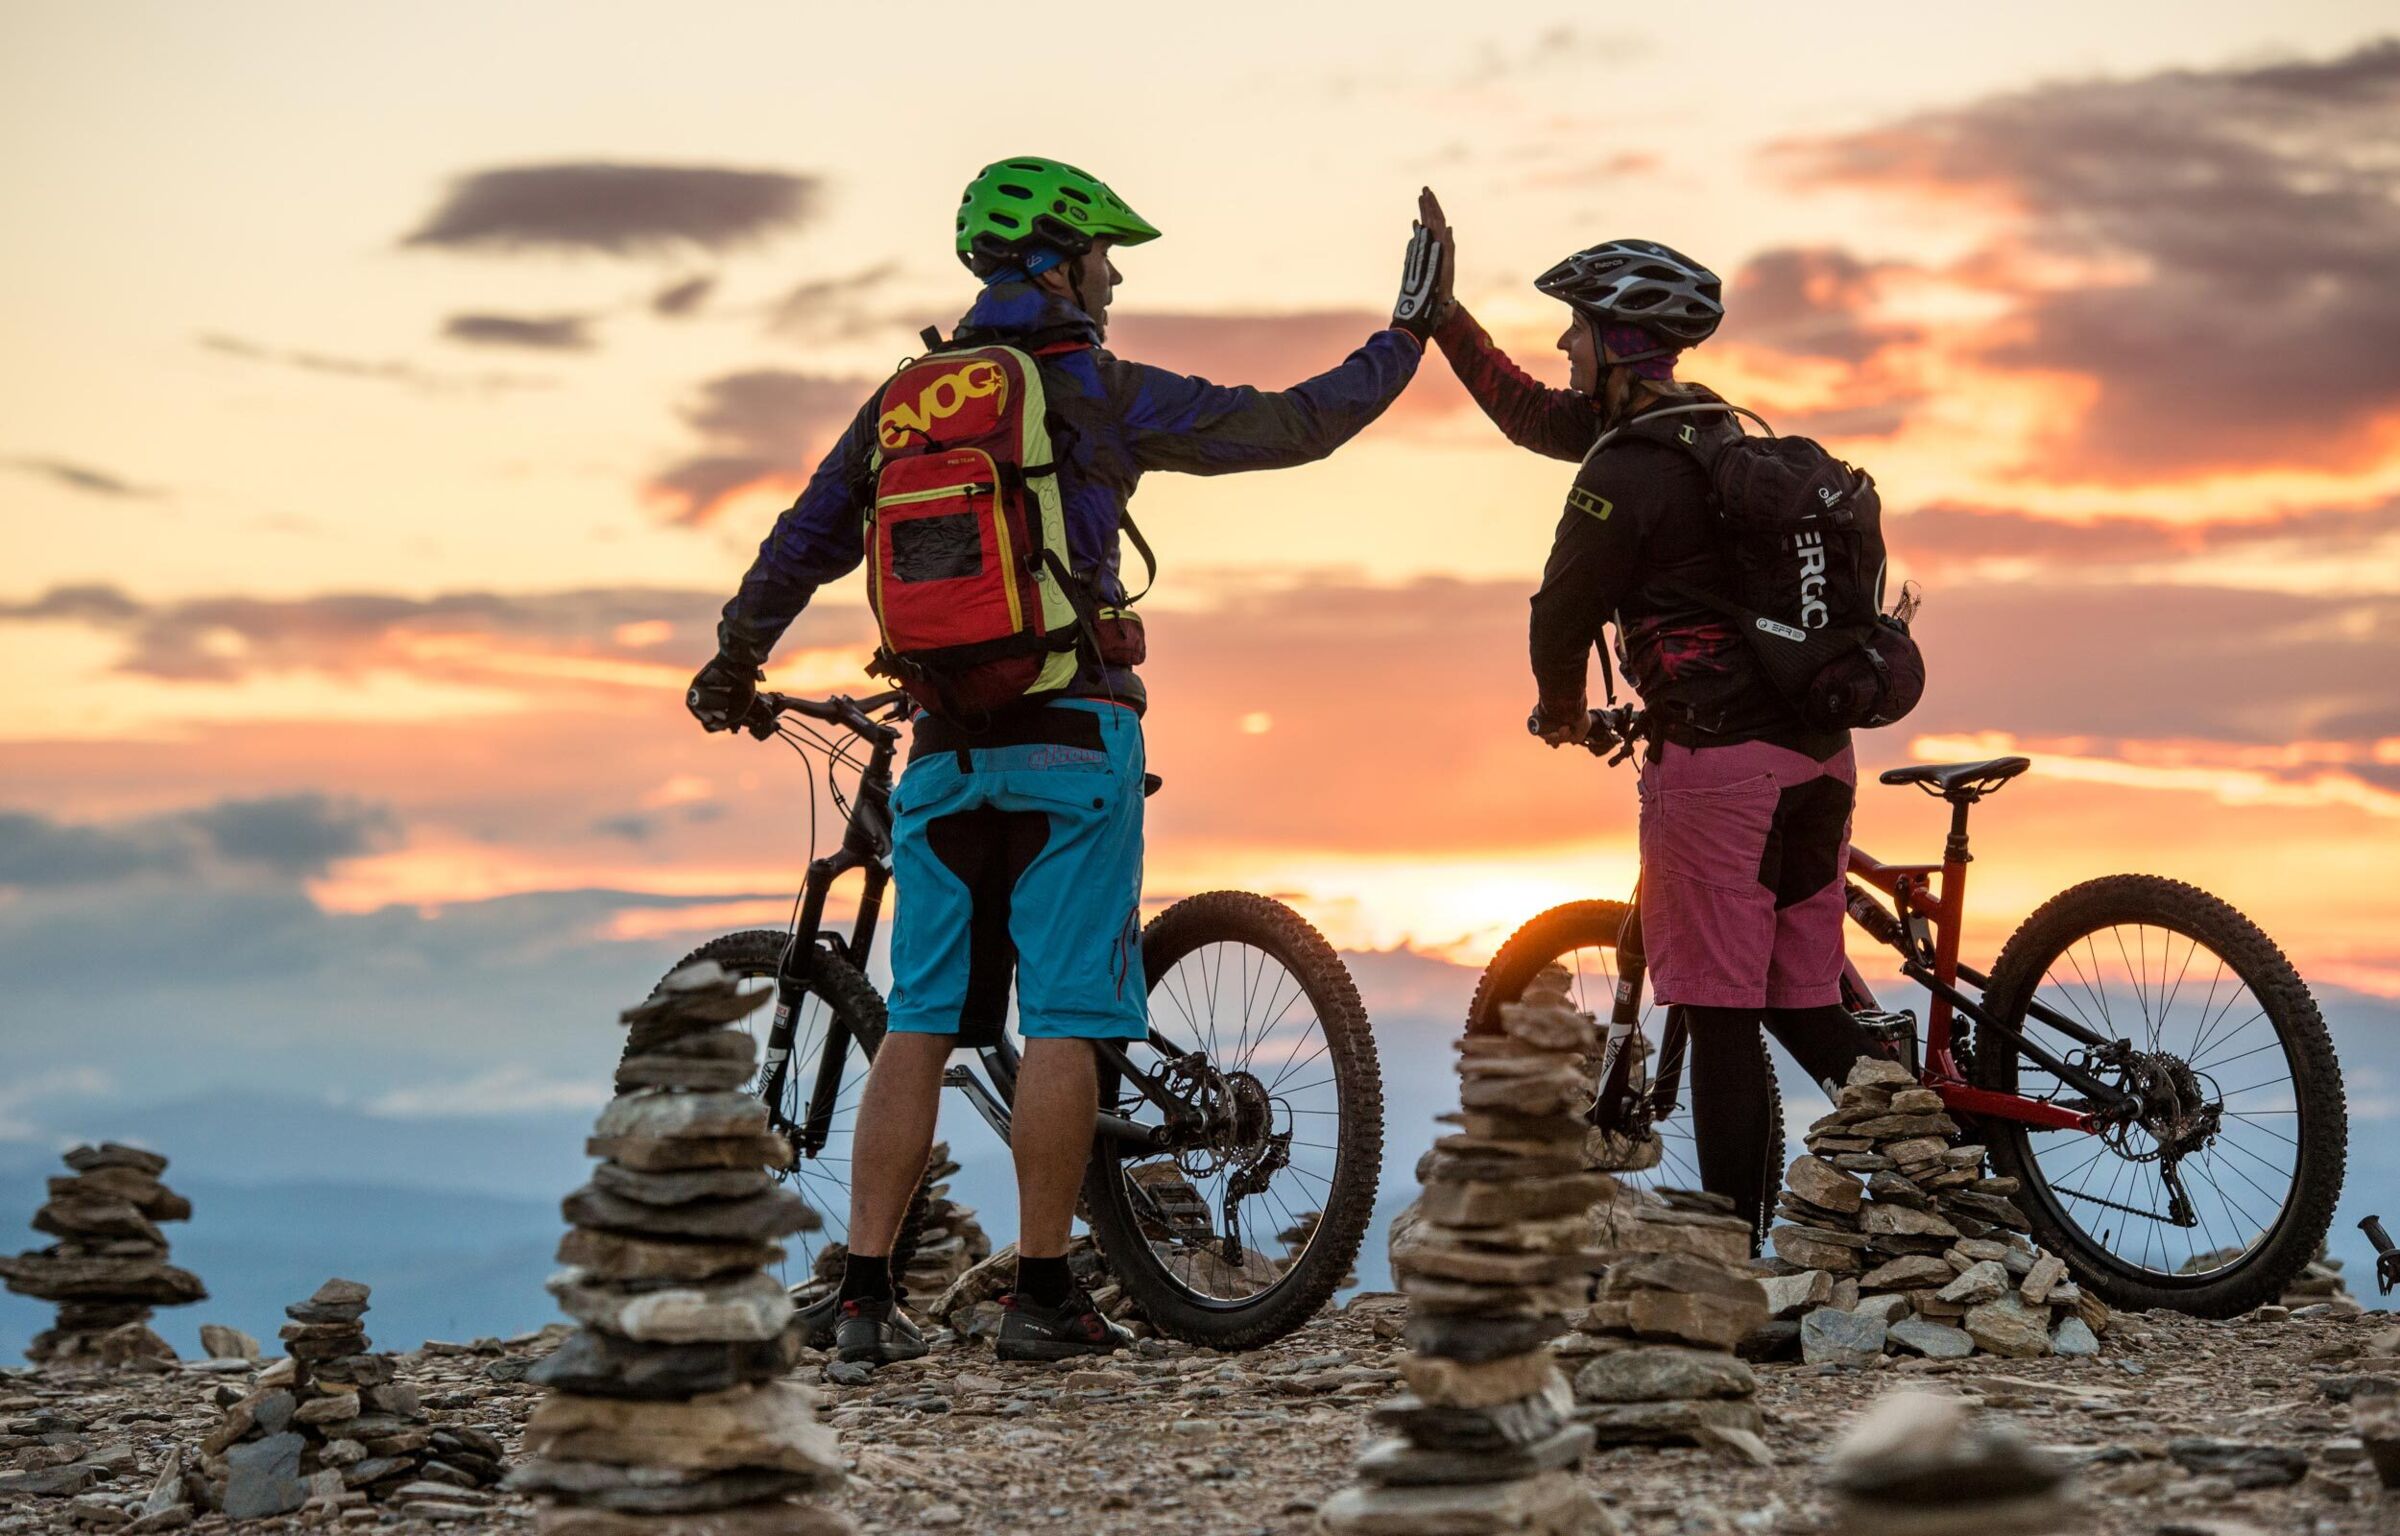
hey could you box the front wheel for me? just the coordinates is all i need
[638,933,928,1291]
[1469,900,1784,1243]
[1973,875,2346,1317]
[1082,892,1383,1350]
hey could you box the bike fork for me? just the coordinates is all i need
[1593,894,1652,1121]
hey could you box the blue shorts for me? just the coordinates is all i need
[886,700,1147,1042]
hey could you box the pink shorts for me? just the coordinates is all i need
[1636,737,1855,1010]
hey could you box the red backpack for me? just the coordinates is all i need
[863,344,1088,720]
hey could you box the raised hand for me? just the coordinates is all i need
[1418,187,1456,317]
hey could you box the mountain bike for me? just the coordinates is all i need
[633,690,1383,1349]
[1468,704,2346,1318]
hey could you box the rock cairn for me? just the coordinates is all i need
[1570,1182,1770,1461]
[200,1278,505,1521]
[1321,965,1610,1535]
[0,1143,204,1366]
[1822,1388,2068,1534]
[511,960,852,1536]
[1764,1057,2107,1364]
[2280,1241,2360,1314]
[1276,1211,1359,1289]
[901,1143,991,1300]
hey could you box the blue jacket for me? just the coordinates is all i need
[718,281,1422,707]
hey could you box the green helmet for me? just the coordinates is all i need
[955,157,1161,276]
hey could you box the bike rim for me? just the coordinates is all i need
[724,958,864,1284]
[2006,921,2303,1284]
[1110,938,1349,1310]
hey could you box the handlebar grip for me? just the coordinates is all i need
[2364,1215,2397,1254]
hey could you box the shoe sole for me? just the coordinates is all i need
[994,1336,1122,1363]
[836,1335,929,1365]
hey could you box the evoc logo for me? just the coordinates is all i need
[1794,531,1830,629]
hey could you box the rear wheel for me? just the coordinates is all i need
[637,933,928,1294]
[1468,900,1784,1245]
[1973,875,2345,1317]
[1082,892,1383,1349]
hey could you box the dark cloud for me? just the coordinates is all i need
[651,275,716,318]
[766,263,902,340]
[1899,497,2400,576]
[402,163,819,257]
[5,457,159,499]
[440,312,598,351]
[199,333,552,394]
[0,584,881,685]
[1729,247,1918,364]
[0,795,394,889]
[647,371,875,526]
[1778,40,2400,478]
[591,812,658,843]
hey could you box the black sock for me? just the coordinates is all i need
[838,1251,892,1305]
[1682,1005,1772,1246]
[1016,1254,1073,1308]
[1763,1003,1886,1095]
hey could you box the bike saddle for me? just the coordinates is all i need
[1878,756,2033,800]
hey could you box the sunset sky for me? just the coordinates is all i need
[4,4,2399,1343]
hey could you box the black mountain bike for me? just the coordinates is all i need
[633,690,1383,1349]
[1469,704,2345,1318]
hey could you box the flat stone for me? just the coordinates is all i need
[1860,1254,1954,1290]
[223,1432,308,1521]
[1394,1243,1601,1287]
[555,1227,785,1284]
[1318,1469,1606,1535]
[1937,1260,2010,1305]
[2020,1252,2067,1304]
[590,1163,771,1206]
[2352,1393,2400,1488]
[1403,1311,1569,1364]
[592,1091,770,1142]
[2166,1437,2309,1489]
[2050,1316,2099,1357]
[1800,1307,1886,1366]
[1770,1226,1867,1272]
[1574,1346,1756,1402]
[1853,1292,1913,1326]
[1786,1157,1866,1214]
[64,1143,169,1176]
[615,1056,755,1093]
[1827,1389,2065,1504]
[586,1132,794,1172]
[1618,1288,1768,1351]
[507,1459,830,1514]
[550,1269,793,1343]
[1963,1293,2053,1358]
[285,1277,371,1323]
[1398,1349,1563,1409]
[197,1324,259,1361]
[537,1504,857,1536]
[562,1183,820,1242]
[1887,1315,1974,1358]
[1496,998,1597,1054]
[32,1198,166,1247]
[522,1381,841,1479]
[527,1326,802,1400]
[1372,1376,1577,1450]
[1355,1423,1594,1486]
[1758,1269,1834,1318]
[0,1252,206,1305]
[1863,1204,1959,1239]
[620,962,763,1034]
[1846,1058,1916,1089]
[1578,1394,1764,1446]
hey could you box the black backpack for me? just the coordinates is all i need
[1601,402,1926,732]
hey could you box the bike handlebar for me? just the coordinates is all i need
[746,689,910,744]
[1526,704,1648,764]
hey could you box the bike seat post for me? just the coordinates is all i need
[1943,794,1976,866]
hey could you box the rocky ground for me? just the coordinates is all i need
[4,1299,2395,1535]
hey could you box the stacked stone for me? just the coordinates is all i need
[898,1144,991,1300]
[1321,966,1611,1536]
[2279,1241,2360,1314]
[511,961,852,1536]
[1275,1210,1358,1289]
[1822,1389,2069,1535]
[200,1278,505,1521]
[0,1143,204,1366]
[1766,1057,2106,1363]
[1568,1175,1770,1457]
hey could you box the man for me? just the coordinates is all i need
[688,158,1439,1365]
[1415,190,1880,1238]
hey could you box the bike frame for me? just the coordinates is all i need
[1600,782,2139,1138]
[749,696,1211,1168]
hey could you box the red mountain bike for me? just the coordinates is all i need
[1468,705,2347,1318]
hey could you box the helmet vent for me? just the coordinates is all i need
[1006,160,1047,171]
[997,183,1034,200]
[1058,186,1092,204]
[987,211,1021,229]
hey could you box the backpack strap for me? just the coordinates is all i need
[1580,401,1771,470]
